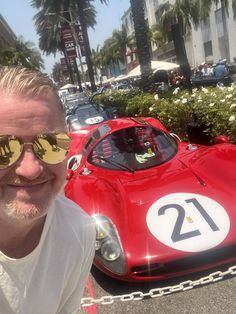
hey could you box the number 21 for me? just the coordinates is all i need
[158,198,219,242]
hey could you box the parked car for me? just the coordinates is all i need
[66,102,118,131]
[191,74,233,87]
[65,117,236,282]
[112,82,134,91]
[65,91,118,131]
[63,92,89,115]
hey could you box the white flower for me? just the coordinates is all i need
[209,103,215,107]
[154,94,159,100]
[197,99,202,103]
[173,87,180,95]
[220,99,226,103]
[181,98,188,104]
[229,115,235,122]
[226,94,233,99]
[228,86,234,92]
[149,107,154,112]
[174,99,180,104]
[193,88,198,93]
[230,104,236,109]
[201,87,208,93]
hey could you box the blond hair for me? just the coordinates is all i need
[0,66,64,113]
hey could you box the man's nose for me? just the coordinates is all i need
[15,148,43,180]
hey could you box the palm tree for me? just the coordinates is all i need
[110,26,129,68]
[92,26,136,81]
[156,0,201,92]
[31,0,109,92]
[34,8,79,86]
[130,0,153,91]
[149,24,167,50]
[51,62,65,86]
[0,36,44,70]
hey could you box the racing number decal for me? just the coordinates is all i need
[159,198,219,243]
[146,193,230,252]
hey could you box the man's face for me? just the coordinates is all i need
[0,92,67,221]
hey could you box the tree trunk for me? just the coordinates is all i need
[130,0,154,91]
[74,60,83,91]
[171,23,192,93]
[78,1,97,92]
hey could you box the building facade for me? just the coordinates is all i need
[0,14,16,49]
[122,0,236,70]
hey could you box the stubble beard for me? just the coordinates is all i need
[0,194,54,221]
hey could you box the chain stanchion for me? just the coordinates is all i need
[81,264,236,307]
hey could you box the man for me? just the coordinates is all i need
[214,59,229,78]
[0,66,96,314]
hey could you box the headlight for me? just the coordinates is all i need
[101,239,121,261]
[93,215,127,275]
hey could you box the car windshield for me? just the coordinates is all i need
[75,104,104,117]
[87,126,178,171]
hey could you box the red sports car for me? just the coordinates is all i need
[65,117,236,282]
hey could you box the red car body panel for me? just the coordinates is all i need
[65,117,236,281]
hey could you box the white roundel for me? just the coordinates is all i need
[67,154,82,171]
[146,193,230,252]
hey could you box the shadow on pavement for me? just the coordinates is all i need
[91,262,236,296]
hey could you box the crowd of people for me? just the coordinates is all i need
[192,58,231,78]
[155,57,236,90]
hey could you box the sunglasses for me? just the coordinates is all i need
[0,133,71,169]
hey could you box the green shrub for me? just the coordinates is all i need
[93,89,141,116]
[93,85,236,143]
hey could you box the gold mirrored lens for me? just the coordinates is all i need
[33,133,71,164]
[0,136,22,169]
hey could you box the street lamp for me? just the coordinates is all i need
[46,11,85,79]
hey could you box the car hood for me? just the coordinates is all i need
[111,147,236,267]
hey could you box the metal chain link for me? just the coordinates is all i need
[81,264,236,307]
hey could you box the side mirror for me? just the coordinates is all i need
[66,155,82,180]
[214,135,229,144]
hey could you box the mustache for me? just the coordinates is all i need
[2,174,55,186]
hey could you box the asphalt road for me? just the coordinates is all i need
[81,263,236,314]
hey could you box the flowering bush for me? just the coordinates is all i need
[95,84,236,143]
[93,89,141,116]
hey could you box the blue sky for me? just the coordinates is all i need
[0,0,130,74]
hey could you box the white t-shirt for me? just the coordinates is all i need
[0,194,96,314]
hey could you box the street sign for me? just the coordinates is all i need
[61,27,77,58]
[60,57,77,72]
[60,58,68,72]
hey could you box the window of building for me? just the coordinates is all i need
[201,17,211,42]
[204,41,213,58]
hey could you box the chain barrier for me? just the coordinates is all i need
[81,264,236,307]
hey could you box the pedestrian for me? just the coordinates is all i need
[0,66,96,314]
[201,63,211,76]
[214,59,229,78]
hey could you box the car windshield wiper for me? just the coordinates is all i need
[98,156,134,173]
